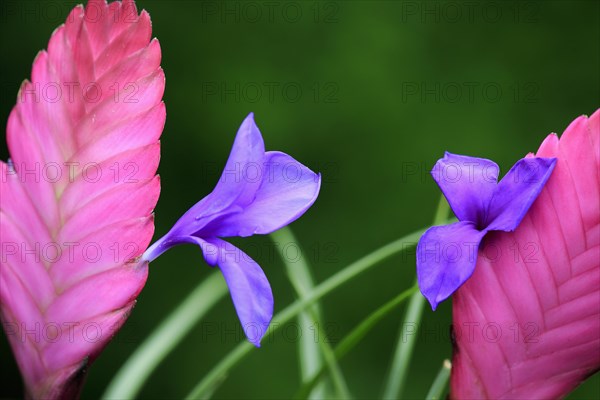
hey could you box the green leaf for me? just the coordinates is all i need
[294,284,418,399]
[102,272,228,400]
[271,227,350,399]
[425,360,451,400]
[382,195,450,399]
[185,225,432,399]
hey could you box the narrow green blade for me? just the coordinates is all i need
[102,273,228,399]
[185,225,435,399]
[295,285,418,399]
[426,360,451,400]
[382,195,450,399]
[271,227,350,399]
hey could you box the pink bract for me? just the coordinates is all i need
[0,0,164,397]
[451,110,600,399]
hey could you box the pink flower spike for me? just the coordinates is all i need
[0,0,165,398]
[451,109,600,399]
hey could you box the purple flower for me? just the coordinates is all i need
[144,113,321,346]
[417,152,556,310]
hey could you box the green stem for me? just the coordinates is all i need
[102,272,228,399]
[185,225,432,399]
[294,285,418,399]
[382,196,450,399]
[271,227,350,399]
[425,360,451,400]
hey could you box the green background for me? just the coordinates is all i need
[1,0,598,398]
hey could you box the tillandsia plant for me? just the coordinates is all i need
[0,0,320,398]
[417,110,600,398]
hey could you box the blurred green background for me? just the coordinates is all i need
[1,0,598,398]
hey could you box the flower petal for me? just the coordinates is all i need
[200,151,321,237]
[486,157,557,232]
[417,221,486,310]
[178,237,273,347]
[171,113,266,236]
[431,152,499,224]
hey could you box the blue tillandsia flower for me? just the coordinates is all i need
[417,152,556,310]
[144,113,321,346]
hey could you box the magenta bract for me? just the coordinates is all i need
[0,0,165,397]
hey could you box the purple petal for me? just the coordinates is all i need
[486,157,557,232]
[143,230,275,347]
[171,113,266,236]
[431,152,499,224]
[142,114,321,263]
[188,237,274,347]
[210,113,266,208]
[200,151,321,237]
[417,221,486,310]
